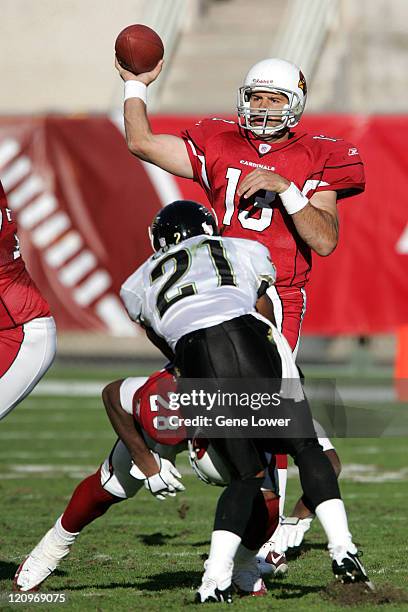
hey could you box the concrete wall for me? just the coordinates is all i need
[0,0,144,113]
[309,0,408,112]
[1,0,407,114]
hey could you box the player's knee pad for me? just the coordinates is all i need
[100,440,144,499]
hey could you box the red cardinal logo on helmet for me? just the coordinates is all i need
[298,71,307,95]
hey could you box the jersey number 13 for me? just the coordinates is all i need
[223,168,275,232]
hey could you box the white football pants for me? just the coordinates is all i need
[0,316,56,420]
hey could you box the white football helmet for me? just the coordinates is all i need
[188,438,231,486]
[237,58,307,137]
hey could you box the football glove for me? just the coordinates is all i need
[130,452,185,501]
[273,516,313,553]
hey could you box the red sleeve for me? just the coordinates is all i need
[181,119,213,196]
[304,141,365,201]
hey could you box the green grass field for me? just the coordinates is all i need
[0,364,407,611]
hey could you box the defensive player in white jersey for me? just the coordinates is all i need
[122,200,372,603]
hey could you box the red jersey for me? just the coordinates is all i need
[0,181,51,330]
[132,367,185,446]
[182,119,365,288]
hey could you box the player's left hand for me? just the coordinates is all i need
[273,516,314,553]
[237,169,290,200]
[115,56,164,85]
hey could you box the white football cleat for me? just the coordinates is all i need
[256,541,288,576]
[195,577,233,604]
[232,554,267,596]
[14,528,70,592]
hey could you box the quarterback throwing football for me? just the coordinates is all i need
[115,54,364,559]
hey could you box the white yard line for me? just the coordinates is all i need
[30,379,398,403]
[0,432,114,439]
[11,464,95,473]
[31,378,147,397]
[0,462,406,483]
[0,450,95,459]
[287,463,408,483]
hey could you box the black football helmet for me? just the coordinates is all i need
[149,200,218,251]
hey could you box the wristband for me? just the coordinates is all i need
[124,80,147,104]
[129,451,160,480]
[280,182,309,215]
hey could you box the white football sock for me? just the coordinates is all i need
[277,468,287,516]
[315,499,357,554]
[54,515,79,546]
[204,530,241,589]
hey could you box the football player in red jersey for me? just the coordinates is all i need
[115,56,364,562]
[14,367,276,596]
[0,180,56,420]
[14,368,186,592]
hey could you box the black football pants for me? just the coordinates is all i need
[175,314,340,537]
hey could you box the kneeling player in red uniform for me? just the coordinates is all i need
[14,366,275,596]
[14,368,184,592]
[0,180,56,421]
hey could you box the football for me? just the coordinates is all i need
[115,24,164,74]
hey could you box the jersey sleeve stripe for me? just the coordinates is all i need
[186,138,210,191]
[314,182,364,195]
[266,286,283,333]
[184,131,206,156]
[308,161,364,176]
[292,288,307,359]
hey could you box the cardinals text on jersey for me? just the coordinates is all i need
[120,235,275,350]
[182,119,365,288]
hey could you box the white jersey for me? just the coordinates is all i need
[120,235,276,350]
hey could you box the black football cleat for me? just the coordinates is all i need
[195,577,233,604]
[332,549,375,591]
